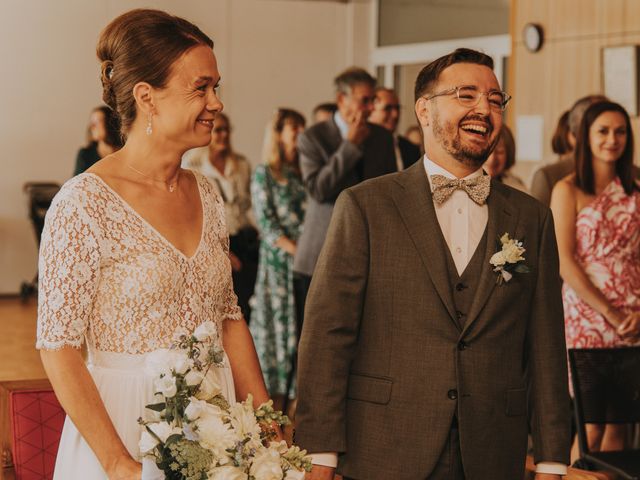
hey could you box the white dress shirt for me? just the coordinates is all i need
[424,157,487,274]
[310,155,566,476]
[393,135,404,172]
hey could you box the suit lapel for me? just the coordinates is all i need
[325,118,343,151]
[392,162,459,329]
[462,181,520,336]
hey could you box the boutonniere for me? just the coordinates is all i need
[489,233,530,285]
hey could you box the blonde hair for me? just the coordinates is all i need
[262,108,306,180]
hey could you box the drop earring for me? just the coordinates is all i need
[146,113,153,136]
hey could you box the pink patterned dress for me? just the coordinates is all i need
[563,178,640,348]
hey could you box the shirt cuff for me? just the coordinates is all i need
[310,452,338,468]
[535,461,568,475]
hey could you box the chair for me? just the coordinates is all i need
[19,182,61,301]
[0,379,65,480]
[568,347,640,480]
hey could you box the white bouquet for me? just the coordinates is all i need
[138,322,311,480]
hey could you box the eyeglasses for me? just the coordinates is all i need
[424,85,511,111]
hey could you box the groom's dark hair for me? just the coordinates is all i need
[414,48,494,102]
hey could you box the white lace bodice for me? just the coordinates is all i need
[36,172,241,354]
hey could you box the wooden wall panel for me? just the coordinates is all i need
[511,0,640,182]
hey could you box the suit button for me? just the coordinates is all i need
[456,310,464,320]
[455,283,466,292]
[458,341,468,351]
[447,389,458,400]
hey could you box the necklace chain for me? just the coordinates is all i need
[126,164,179,193]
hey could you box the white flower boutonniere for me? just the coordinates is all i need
[489,233,530,285]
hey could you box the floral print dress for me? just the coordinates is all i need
[563,178,640,349]
[250,165,306,396]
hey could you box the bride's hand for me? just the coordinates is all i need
[107,455,142,480]
[618,312,640,342]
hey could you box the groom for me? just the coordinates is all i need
[296,49,571,480]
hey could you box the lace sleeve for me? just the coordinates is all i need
[36,188,102,350]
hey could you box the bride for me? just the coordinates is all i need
[36,9,271,480]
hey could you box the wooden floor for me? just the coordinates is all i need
[0,296,43,480]
[0,297,45,382]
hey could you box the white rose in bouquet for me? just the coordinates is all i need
[138,430,159,455]
[195,372,222,400]
[208,465,248,480]
[250,447,284,480]
[145,349,191,377]
[185,369,204,387]
[193,321,216,341]
[283,469,306,480]
[184,397,207,421]
[148,422,181,443]
[173,355,190,375]
[154,375,177,398]
[229,400,261,438]
[145,348,172,377]
[197,405,237,461]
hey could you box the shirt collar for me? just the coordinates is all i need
[423,155,484,190]
[334,111,348,139]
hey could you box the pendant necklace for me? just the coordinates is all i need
[127,164,179,193]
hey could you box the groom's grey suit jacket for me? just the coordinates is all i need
[296,161,571,479]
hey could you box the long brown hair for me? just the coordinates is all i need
[85,105,123,149]
[575,101,636,195]
[262,108,306,180]
[551,110,571,155]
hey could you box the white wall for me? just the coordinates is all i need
[0,0,373,294]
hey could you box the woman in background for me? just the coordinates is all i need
[404,125,424,155]
[483,125,527,192]
[73,105,122,175]
[183,112,258,322]
[250,108,306,404]
[551,101,640,459]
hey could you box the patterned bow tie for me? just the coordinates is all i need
[430,174,491,205]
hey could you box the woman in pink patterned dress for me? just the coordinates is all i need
[551,100,640,458]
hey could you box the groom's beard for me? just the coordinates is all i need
[432,111,499,168]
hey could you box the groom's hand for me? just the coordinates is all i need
[535,474,563,480]
[305,464,335,480]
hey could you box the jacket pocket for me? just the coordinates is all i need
[505,388,527,416]
[347,373,393,405]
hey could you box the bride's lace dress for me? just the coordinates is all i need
[36,172,241,479]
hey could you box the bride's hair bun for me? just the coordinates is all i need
[95,8,213,138]
[99,60,117,111]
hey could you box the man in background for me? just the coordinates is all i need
[292,68,396,333]
[369,87,421,171]
[312,102,337,124]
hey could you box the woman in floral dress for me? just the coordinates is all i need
[250,109,307,401]
[551,100,640,458]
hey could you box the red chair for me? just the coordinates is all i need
[9,388,64,480]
